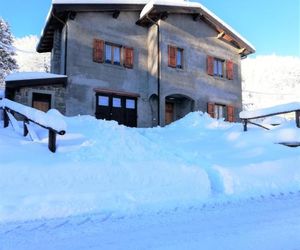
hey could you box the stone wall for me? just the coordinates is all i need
[14,85,66,114]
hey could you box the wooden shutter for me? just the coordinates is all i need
[93,39,104,63]
[168,45,176,68]
[207,56,214,76]
[227,105,235,122]
[207,102,215,118]
[124,47,134,68]
[226,60,234,80]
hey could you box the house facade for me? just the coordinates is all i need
[6,0,255,127]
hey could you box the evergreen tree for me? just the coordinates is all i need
[0,17,18,87]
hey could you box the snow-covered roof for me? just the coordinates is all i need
[139,0,255,52]
[5,72,67,82]
[240,102,300,119]
[37,0,255,55]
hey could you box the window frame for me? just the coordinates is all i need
[168,45,184,69]
[213,58,225,78]
[105,42,122,66]
[214,103,226,120]
[176,48,184,69]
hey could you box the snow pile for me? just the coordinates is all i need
[242,55,300,110]
[240,102,300,119]
[0,98,66,132]
[1,112,300,223]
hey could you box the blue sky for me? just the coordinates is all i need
[1,0,299,56]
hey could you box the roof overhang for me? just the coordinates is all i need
[37,1,255,57]
[5,73,68,89]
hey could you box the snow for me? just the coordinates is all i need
[2,194,300,250]
[240,102,300,119]
[0,98,67,132]
[5,72,67,82]
[242,55,300,110]
[1,111,300,224]
[0,89,4,98]
[14,35,50,72]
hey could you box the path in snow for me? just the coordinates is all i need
[1,192,300,250]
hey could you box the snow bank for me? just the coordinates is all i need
[0,98,66,132]
[1,112,300,223]
[240,102,300,119]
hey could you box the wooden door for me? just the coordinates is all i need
[32,93,51,112]
[165,102,174,125]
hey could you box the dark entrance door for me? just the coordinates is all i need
[32,93,51,112]
[95,94,137,127]
[165,102,174,125]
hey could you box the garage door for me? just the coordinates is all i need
[95,94,137,127]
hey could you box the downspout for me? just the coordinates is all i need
[51,12,69,75]
[146,16,161,126]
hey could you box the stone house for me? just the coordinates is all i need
[5,0,255,127]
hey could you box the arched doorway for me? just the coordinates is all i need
[165,94,195,125]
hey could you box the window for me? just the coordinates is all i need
[168,45,183,69]
[113,97,122,108]
[207,56,234,80]
[176,48,183,69]
[126,99,135,109]
[213,58,224,77]
[207,102,235,122]
[105,43,121,65]
[98,96,109,106]
[214,104,226,119]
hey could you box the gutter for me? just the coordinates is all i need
[146,15,161,126]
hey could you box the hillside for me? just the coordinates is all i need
[242,55,300,110]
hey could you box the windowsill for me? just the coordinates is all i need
[103,63,126,71]
[168,66,186,72]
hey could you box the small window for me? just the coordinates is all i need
[98,96,109,106]
[113,97,122,108]
[176,48,183,69]
[168,45,183,69]
[214,104,226,119]
[213,58,224,77]
[105,43,121,65]
[126,99,135,109]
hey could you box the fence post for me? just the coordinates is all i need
[3,109,9,128]
[243,119,248,132]
[48,130,57,153]
[23,119,29,137]
[296,110,300,128]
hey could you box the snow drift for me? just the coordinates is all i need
[1,112,300,223]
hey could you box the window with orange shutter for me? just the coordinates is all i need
[93,39,104,63]
[124,47,134,69]
[226,60,234,80]
[207,102,215,118]
[168,45,183,69]
[227,105,235,122]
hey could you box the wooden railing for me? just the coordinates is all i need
[240,109,300,132]
[1,100,66,153]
